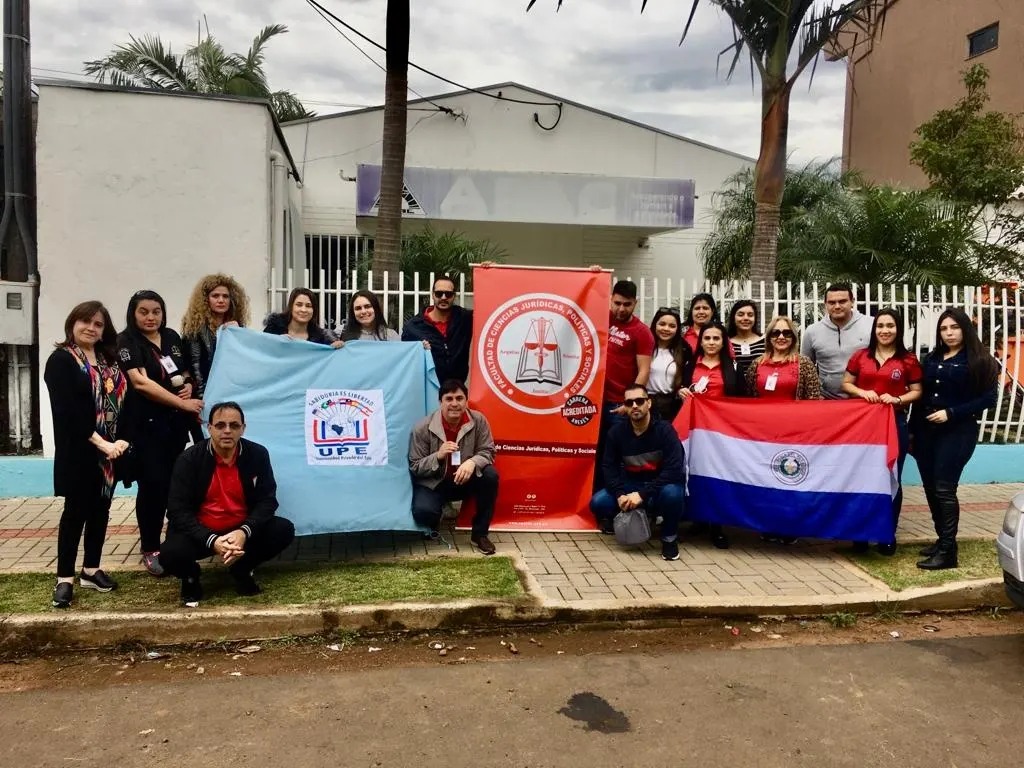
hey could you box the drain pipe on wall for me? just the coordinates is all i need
[268,150,288,313]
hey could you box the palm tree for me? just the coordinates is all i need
[701,159,859,281]
[702,162,1018,286]
[83,23,313,123]
[374,0,410,280]
[527,0,892,286]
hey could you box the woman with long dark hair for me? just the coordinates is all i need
[340,290,399,341]
[679,320,743,549]
[842,309,923,555]
[44,301,129,608]
[911,307,998,570]
[645,307,693,421]
[117,290,202,576]
[727,300,765,389]
[264,288,343,348]
[682,293,717,354]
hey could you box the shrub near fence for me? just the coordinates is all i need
[270,270,1024,444]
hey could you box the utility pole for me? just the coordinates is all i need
[0,0,39,452]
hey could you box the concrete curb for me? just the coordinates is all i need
[0,578,1012,651]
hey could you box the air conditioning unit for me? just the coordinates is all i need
[0,280,36,344]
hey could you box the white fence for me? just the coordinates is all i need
[269,269,1024,444]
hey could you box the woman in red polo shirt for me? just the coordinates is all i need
[842,308,923,555]
[745,316,822,401]
[679,320,744,549]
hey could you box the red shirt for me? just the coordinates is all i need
[691,359,725,399]
[755,359,801,400]
[682,327,700,354]
[605,313,655,402]
[197,449,247,533]
[424,307,449,338]
[441,411,470,479]
[846,348,923,400]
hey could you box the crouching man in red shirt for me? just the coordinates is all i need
[161,401,294,607]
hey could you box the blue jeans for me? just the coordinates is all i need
[887,410,910,544]
[590,482,685,542]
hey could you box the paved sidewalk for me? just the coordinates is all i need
[0,484,1016,605]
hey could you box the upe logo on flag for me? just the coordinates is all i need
[305,389,388,466]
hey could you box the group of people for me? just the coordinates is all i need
[593,280,998,566]
[43,270,997,609]
[44,273,492,608]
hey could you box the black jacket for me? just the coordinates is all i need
[681,357,745,397]
[263,313,336,345]
[167,438,280,551]
[602,418,685,503]
[44,348,116,497]
[401,305,473,383]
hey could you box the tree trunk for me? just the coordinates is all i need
[750,80,791,290]
[375,0,409,284]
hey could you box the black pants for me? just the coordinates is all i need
[56,491,112,578]
[159,516,296,580]
[134,431,186,553]
[649,392,682,424]
[412,465,498,538]
[913,419,978,551]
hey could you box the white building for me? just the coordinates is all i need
[283,83,753,295]
[29,79,751,454]
[33,80,302,454]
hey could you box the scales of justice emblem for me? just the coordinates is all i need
[515,316,563,386]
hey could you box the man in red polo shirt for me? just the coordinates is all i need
[595,280,655,489]
[161,401,294,607]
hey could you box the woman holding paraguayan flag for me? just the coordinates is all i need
[842,309,922,556]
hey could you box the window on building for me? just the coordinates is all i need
[968,23,999,57]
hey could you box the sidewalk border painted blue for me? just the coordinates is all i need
[3,446,1023,498]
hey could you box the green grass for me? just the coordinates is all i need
[0,557,524,615]
[846,540,1001,591]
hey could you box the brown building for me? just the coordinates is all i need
[839,0,1023,189]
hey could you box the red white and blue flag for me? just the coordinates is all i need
[673,398,899,541]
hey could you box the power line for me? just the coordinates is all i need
[306,0,456,115]
[305,0,563,109]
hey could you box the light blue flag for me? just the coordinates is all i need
[202,327,439,535]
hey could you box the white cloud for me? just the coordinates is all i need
[31,0,845,162]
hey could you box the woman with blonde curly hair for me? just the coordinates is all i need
[181,274,251,399]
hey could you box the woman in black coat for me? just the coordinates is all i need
[911,307,998,570]
[117,290,203,577]
[43,301,129,608]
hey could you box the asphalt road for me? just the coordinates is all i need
[3,633,1023,767]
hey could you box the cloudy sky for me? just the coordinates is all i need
[32,0,848,162]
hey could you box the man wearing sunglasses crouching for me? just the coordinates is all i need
[160,401,295,607]
[401,274,473,384]
[589,383,685,561]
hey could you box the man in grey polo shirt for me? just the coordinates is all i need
[801,282,873,399]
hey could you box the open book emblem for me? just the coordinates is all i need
[516,316,562,386]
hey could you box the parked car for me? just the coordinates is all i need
[996,490,1024,609]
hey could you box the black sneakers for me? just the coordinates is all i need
[232,570,263,597]
[471,535,496,556]
[79,570,118,592]
[52,581,73,609]
[181,576,203,607]
[661,539,680,561]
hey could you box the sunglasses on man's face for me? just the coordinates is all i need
[769,329,795,339]
[434,290,455,299]
[623,397,649,407]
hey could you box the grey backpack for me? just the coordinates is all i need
[613,507,651,546]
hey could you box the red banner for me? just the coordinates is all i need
[459,266,609,530]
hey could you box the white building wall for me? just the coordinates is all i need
[282,85,752,283]
[35,85,278,455]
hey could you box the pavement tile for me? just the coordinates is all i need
[2,484,1016,606]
